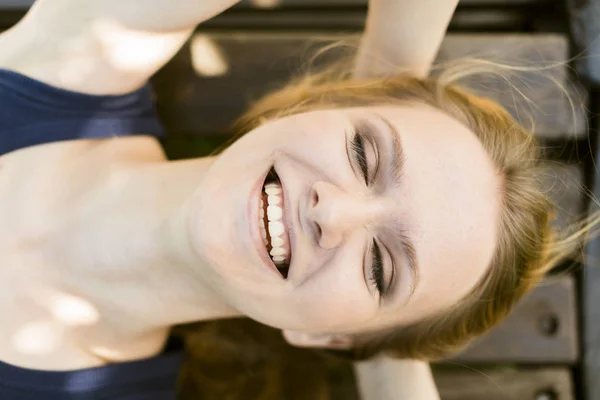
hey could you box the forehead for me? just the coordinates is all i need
[362,105,501,329]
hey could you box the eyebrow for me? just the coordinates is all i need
[373,113,420,304]
[392,230,419,302]
[376,114,406,190]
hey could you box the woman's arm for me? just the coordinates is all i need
[0,0,241,94]
[354,356,441,400]
[354,0,459,78]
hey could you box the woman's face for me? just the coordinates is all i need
[190,105,500,337]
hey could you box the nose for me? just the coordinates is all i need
[308,181,373,249]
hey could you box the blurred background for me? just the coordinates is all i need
[2,0,600,399]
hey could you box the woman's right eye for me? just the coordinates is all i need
[350,131,369,185]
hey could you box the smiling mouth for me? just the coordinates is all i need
[259,167,291,278]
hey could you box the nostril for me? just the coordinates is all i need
[311,189,319,208]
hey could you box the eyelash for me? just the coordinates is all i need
[369,240,385,296]
[350,131,369,185]
[349,128,385,297]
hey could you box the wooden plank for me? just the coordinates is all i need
[0,0,32,8]
[435,35,586,139]
[434,368,574,400]
[332,367,575,400]
[459,0,555,4]
[568,0,600,85]
[199,9,527,31]
[200,10,367,30]
[541,164,585,232]
[237,0,555,8]
[152,33,585,139]
[451,275,578,364]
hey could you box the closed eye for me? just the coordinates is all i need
[351,131,369,184]
[369,240,385,296]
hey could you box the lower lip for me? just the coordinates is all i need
[249,166,284,279]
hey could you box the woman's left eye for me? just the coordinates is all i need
[350,131,370,185]
[369,239,385,296]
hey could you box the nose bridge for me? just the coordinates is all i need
[309,181,371,248]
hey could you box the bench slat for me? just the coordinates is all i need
[198,9,528,31]
[453,275,578,364]
[541,164,585,232]
[435,368,573,400]
[0,0,30,8]
[238,0,556,8]
[153,32,585,139]
[237,0,556,8]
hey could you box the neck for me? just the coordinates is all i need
[54,156,242,331]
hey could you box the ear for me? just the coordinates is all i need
[282,330,354,350]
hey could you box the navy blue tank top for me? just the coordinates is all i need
[0,69,184,399]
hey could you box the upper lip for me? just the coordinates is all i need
[278,167,297,280]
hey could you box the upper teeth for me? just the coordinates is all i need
[268,195,281,205]
[265,185,282,196]
[267,205,282,219]
[268,221,285,236]
[260,182,290,265]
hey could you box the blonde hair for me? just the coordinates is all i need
[234,66,584,361]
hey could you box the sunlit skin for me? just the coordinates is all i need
[190,104,501,341]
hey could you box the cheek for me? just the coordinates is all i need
[291,257,377,332]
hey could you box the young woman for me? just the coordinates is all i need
[0,0,571,399]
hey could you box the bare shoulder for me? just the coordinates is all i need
[0,137,165,229]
